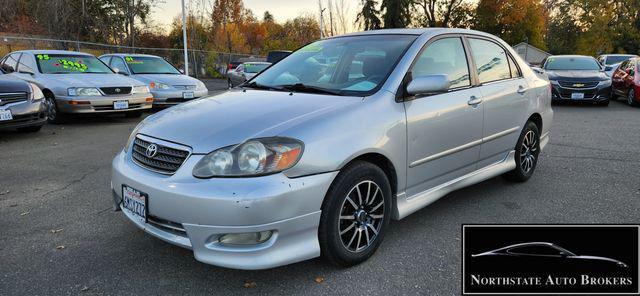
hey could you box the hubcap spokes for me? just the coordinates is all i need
[520,130,538,173]
[338,180,384,253]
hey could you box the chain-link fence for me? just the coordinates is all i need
[0,35,265,79]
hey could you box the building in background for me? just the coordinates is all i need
[513,42,552,66]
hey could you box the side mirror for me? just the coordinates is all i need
[179,69,185,74]
[113,67,129,76]
[406,74,450,96]
[531,67,544,74]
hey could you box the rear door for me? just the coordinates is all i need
[467,37,529,168]
[404,36,484,196]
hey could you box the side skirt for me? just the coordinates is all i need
[393,150,516,220]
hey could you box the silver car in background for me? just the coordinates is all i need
[0,50,153,123]
[99,54,208,106]
[111,28,553,270]
[227,62,271,87]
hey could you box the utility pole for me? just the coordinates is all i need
[181,0,189,75]
[318,0,326,38]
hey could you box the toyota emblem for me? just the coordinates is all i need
[115,88,121,93]
[145,143,158,158]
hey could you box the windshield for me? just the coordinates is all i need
[244,63,270,73]
[125,56,180,74]
[545,57,601,71]
[251,34,418,95]
[36,54,113,74]
[604,55,634,65]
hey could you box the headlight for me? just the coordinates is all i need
[124,120,147,153]
[132,85,150,93]
[193,137,303,178]
[149,82,170,90]
[68,87,101,96]
[28,83,44,100]
[196,81,207,90]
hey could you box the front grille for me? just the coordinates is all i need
[173,85,197,90]
[100,87,132,95]
[147,215,187,237]
[0,92,28,106]
[131,137,189,174]
[558,81,599,88]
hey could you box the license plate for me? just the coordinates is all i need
[0,109,12,121]
[114,100,129,110]
[122,185,147,223]
[182,92,194,99]
[571,92,585,100]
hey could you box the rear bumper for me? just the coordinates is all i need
[0,98,47,129]
[56,93,153,113]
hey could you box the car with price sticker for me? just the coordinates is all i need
[541,55,612,106]
[0,50,153,123]
[111,28,552,270]
[99,54,208,107]
[0,69,47,132]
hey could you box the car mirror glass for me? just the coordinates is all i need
[406,74,451,96]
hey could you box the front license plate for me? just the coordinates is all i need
[122,185,147,223]
[571,92,584,100]
[183,92,194,99]
[114,100,129,110]
[0,109,12,121]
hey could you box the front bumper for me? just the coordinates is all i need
[151,89,208,106]
[0,98,47,129]
[551,82,611,102]
[111,150,337,269]
[56,93,153,113]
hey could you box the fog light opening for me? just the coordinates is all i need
[218,230,273,246]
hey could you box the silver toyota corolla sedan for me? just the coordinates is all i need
[99,54,208,106]
[111,28,553,270]
[1,50,153,123]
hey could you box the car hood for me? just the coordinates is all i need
[138,90,362,153]
[545,70,608,82]
[40,73,144,87]
[0,76,30,92]
[131,74,201,86]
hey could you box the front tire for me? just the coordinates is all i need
[628,89,638,106]
[503,121,540,182]
[319,161,392,267]
[45,95,66,124]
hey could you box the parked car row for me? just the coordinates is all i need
[531,53,640,107]
[0,50,209,131]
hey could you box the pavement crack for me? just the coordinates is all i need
[39,167,102,198]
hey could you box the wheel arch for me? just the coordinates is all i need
[527,112,543,131]
[341,152,398,200]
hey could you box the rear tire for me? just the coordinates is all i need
[503,121,540,183]
[319,161,392,267]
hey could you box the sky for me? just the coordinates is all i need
[150,0,360,32]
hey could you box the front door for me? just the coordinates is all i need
[404,36,484,196]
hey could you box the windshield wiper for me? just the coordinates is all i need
[241,81,283,91]
[278,83,342,95]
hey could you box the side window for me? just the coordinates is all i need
[469,38,511,84]
[620,60,629,71]
[17,54,37,74]
[109,57,128,74]
[508,245,562,256]
[2,53,21,73]
[412,37,471,89]
[508,55,521,78]
[236,65,244,72]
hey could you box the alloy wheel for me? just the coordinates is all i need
[520,130,538,174]
[338,180,385,253]
[45,97,57,121]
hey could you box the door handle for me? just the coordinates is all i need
[517,85,528,94]
[468,96,482,106]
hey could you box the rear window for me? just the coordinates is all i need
[244,63,270,73]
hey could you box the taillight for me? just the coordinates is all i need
[228,64,233,70]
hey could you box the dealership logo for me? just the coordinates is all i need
[145,143,158,158]
[462,225,639,295]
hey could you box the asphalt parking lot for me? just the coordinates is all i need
[1,82,639,295]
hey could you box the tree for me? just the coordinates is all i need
[380,0,413,28]
[357,0,382,30]
[413,0,472,28]
[263,11,275,23]
[474,0,548,49]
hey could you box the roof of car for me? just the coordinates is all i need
[548,55,595,59]
[601,54,637,57]
[99,53,162,58]
[335,28,494,38]
[242,62,271,65]
[16,50,95,56]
